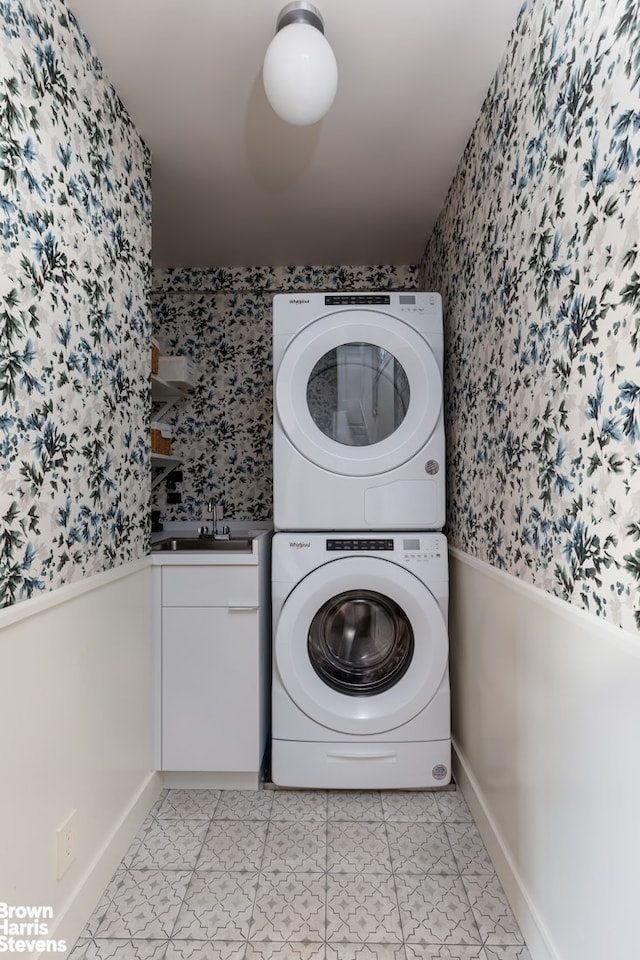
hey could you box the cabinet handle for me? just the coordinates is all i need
[227,605,259,612]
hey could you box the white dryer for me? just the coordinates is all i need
[271,532,451,789]
[272,292,445,531]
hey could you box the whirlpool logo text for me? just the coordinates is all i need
[289,540,311,549]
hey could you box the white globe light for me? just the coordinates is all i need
[263,21,338,126]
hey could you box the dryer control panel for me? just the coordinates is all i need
[273,290,443,337]
[324,295,391,306]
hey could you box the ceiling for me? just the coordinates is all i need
[67,0,523,269]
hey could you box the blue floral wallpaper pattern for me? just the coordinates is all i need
[151,265,419,521]
[154,265,419,295]
[1,0,152,607]
[421,0,640,632]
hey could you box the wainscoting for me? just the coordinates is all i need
[449,549,640,960]
[0,563,161,950]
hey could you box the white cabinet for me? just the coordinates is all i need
[153,544,271,789]
[162,605,259,771]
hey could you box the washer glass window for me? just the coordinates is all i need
[307,589,414,696]
[306,343,410,446]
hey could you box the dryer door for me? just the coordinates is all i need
[274,557,448,736]
[275,310,442,477]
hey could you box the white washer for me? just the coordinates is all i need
[271,532,451,789]
[273,292,445,531]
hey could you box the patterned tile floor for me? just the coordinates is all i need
[70,787,531,960]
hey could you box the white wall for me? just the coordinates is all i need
[450,549,640,960]
[0,564,161,952]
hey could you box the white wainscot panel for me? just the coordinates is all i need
[0,562,160,953]
[449,549,640,960]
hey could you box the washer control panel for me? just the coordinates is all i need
[274,532,448,582]
[323,535,446,564]
[401,535,445,563]
[326,538,394,551]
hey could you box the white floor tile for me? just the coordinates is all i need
[263,821,327,872]
[395,874,482,945]
[156,789,222,820]
[129,819,209,870]
[172,871,259,940]
[461,876,526,946]
[93,870,192,939]
[73,787,529,960]
[381,791,441,823]
[270,790,328,821]
[68,940,169,960]
[327,821,391,873]
[483,948,532,960]
[444,822,496,875]
[197,819,268,871]
[327,945,406,960]
[387,822,457,875]
[436,793,473,823]
[214,790,273,820]
[249,872,326,941]
[326,873,403,943]
[246,945,326,960]
[404,947,487,960]
[327,790,385,821]
[166,942,246,960]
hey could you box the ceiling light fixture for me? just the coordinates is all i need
[263,1,338,126]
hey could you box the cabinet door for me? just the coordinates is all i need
[163,566,258,607]
[162,605,259,771]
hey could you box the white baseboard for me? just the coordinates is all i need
[48,772,163,953]
[162,770,261,790]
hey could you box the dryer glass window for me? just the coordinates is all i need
[306,343,410,446]
[307,590,414,696]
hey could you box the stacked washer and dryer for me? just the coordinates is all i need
[271,292,450,789]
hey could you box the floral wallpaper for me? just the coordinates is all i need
[151,265,419,521]
[1,0,152,607]
[421,0,640,632]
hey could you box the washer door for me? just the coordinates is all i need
[275,557,448,735]
[275,310,442,477]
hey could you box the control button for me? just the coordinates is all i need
[326,538,394,551]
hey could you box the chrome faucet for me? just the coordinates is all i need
[199,498,215,536]
[202,499,230,539]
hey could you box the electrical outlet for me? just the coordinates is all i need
[56,809,77,879]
